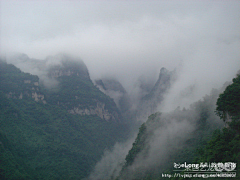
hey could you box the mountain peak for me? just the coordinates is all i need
[137,67,176,120]
[47,54,90,80]
[153,67,173,93]
[160,67,168,75]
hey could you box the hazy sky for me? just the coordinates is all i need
[1,0,240,101]
[1,2,239,177]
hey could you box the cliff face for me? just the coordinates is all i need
[136,67,176,121]
[44,55,121,122]
[68,102,119,122]
[95,78,132,114]
[2,54,122,122]
[216,73,240,130]
[47,54,90,81]
[0,58,129,180]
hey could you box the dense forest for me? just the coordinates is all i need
[0,59,129,179]
[0,56,239,180]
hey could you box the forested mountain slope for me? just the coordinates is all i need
[117,86,227,180]
[117,72,240,180]
[0,59,128,179]
[95,78,131,114]
[6,54,122,122]
[136,68,176,122]
[193,73,240,180]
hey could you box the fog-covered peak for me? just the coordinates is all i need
[47,54,90,80]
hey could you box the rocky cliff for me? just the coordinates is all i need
[3,54,122,122]
[95,78,132,114]
[0,57,129,180]
[136,67,176,121]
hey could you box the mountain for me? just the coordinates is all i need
[194,73,240,179]
[45,55,122,122]
[136,67,176,121]
[117,72,240,180]
[7,53,122,122]
[0,57,129,179]
[95,78,132,115]
[117,87,225,180]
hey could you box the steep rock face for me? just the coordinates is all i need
[95,79,132,113]
[223,112,232,128]
[31,92,46,104]
[143,67,173,101]
[216,73,240,130]
[0,59,129,179]
[96,79,126,93]
[47,54,90,81]
[3,54,122,122]
[68,102,119,122]
[43,55,122,122]
[136,67,176,121]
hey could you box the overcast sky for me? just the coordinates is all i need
[1,0,240,104]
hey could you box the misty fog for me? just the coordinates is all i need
[1,0,240,179]
[1,0,239,95]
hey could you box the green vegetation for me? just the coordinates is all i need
[124,123,147,167]
[45,59,121,119]
[46,75,118,112]
[0,60,128,179]
[118,72,240,180]
[193,73,240,179]
[1,58,239,180]
[216,74,240,131]
[0,61,39,97]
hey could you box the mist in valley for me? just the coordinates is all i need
[1,0,240,179]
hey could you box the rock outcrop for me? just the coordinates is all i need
[69,102,118,122]
[136,67,176,121]
[2,54,122,122]
[44,55,122,122]
[95,79,132,113]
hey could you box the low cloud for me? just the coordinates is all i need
[118,88,224,179]
[1,1,239,179]
[1,1,239,95]
[88,136,136,180]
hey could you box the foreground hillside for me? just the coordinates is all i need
[0,59,129,179]
[117,73,240,180]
